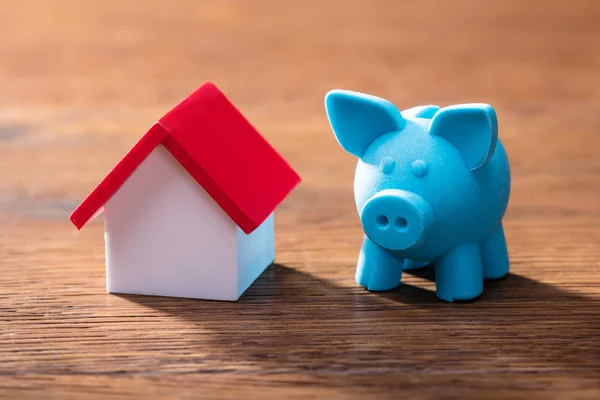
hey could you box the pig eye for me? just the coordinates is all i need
[411,160,428,177]
[380,157,395,174]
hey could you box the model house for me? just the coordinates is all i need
[70,82,301,301]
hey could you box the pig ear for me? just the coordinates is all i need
[402,105,440,119]
[325,90,406,158]
[429,104,498,171]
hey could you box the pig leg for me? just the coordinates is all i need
[435,243,483,302]
[481,223,510,279]
[357,236,404,291]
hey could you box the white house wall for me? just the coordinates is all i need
[237,213,275,296]
[103,145,240,301]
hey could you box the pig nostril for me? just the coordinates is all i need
[395,217,408,230]
[375,215,389,228]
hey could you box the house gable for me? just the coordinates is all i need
[104,145,239,300]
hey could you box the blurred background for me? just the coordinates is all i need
[0,0,598,222]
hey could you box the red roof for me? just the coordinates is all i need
[70,82,301,234]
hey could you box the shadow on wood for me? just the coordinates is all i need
[118,263,600,374]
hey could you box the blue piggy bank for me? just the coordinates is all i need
[325,90,511,302]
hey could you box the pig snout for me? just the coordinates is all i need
[360,189,434,251]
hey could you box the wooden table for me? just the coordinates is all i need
[1,0,599,398]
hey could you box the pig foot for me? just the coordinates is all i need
[435,243,483,302]
[403,259,430,270]
[356,236,404,291]
[481,223,510,279]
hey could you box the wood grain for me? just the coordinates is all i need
[0,0,599,398]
